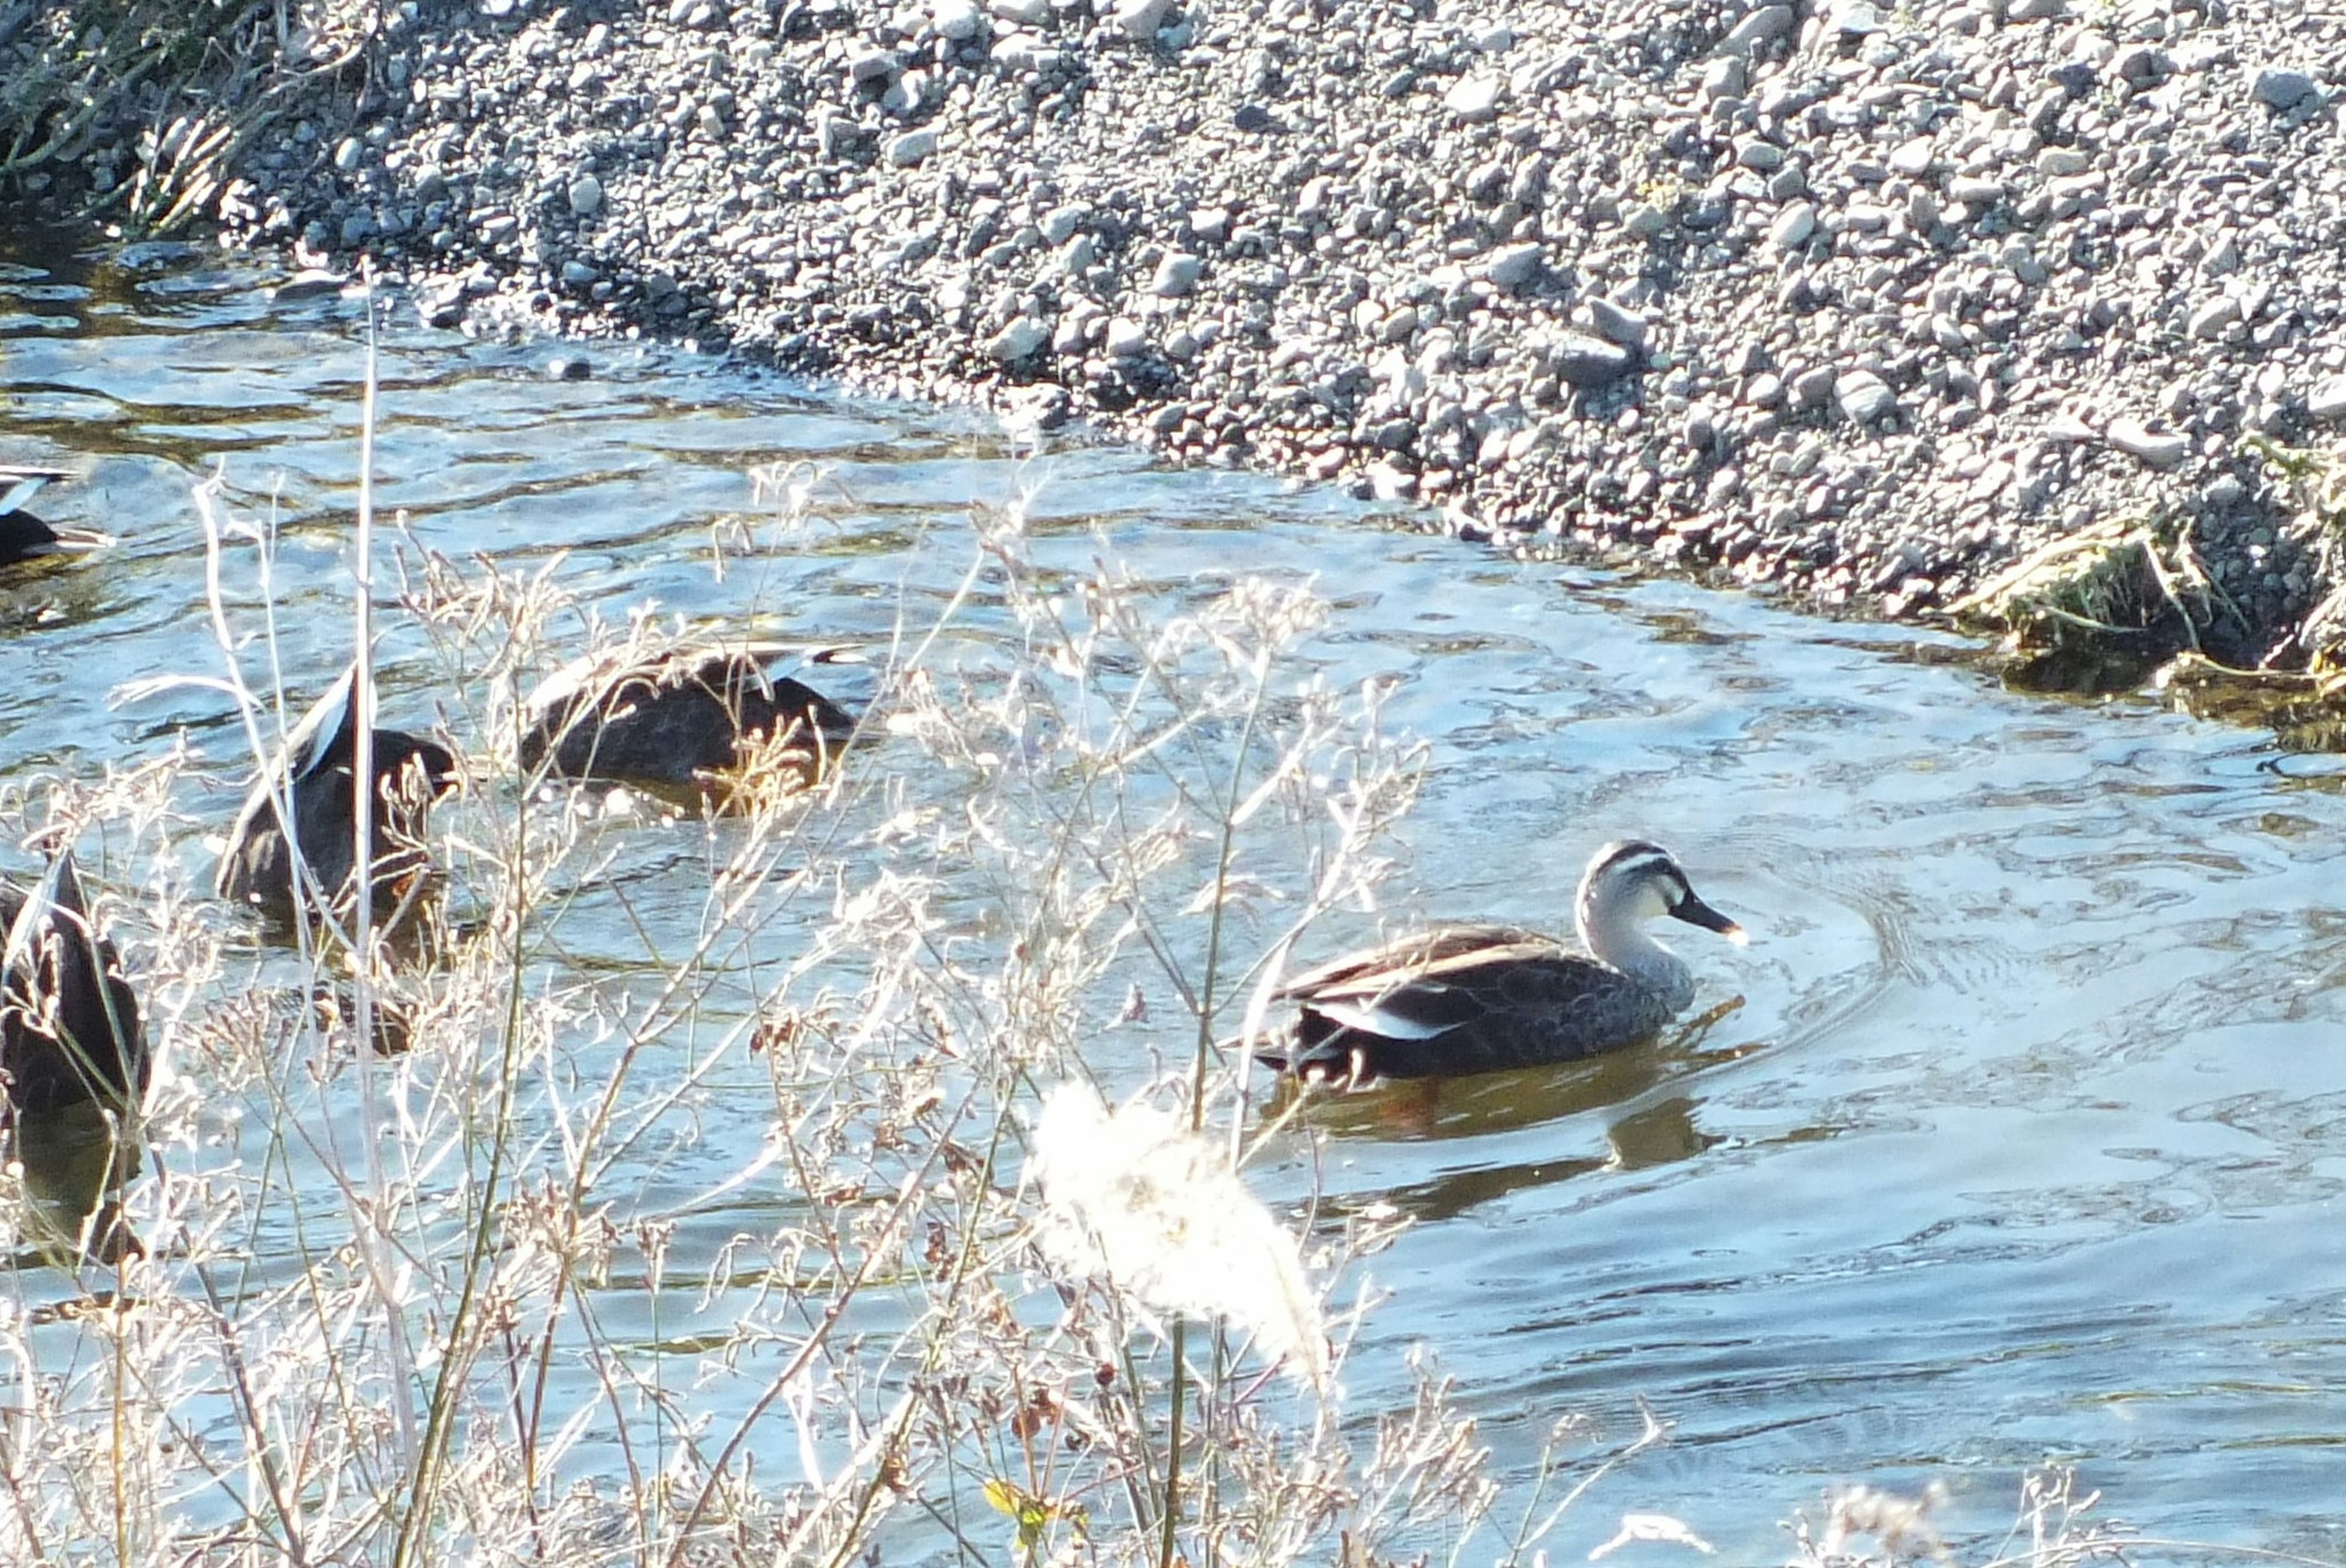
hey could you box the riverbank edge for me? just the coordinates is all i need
[7,0,2346,682]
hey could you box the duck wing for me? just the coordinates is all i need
[1270,924,1673,1080]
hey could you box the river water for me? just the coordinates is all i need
[4,239,2344,1561]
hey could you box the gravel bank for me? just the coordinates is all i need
[22,0,2346,662]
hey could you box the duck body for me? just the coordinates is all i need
[1,851,148,1118]
[0,465,112,566]
[517,640,860,792]
[1261,840,1741,1083]
[216,665,458,923]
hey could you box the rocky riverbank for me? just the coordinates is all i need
[12,0,2346,668]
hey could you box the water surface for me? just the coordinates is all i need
[4,241,2344,1561]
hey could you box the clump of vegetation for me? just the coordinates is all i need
[1946,515,2246,696]
[0,0,366,228]
[2253,435,2346,679]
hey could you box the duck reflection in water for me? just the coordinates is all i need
[1271,1002,1747,1225]
[2,850,149,1266]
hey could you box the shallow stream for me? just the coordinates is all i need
[4,240,2344,1561]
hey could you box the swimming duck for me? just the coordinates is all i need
[1,850,147,1120]
[1259,840,1743,1083]
[0,465,112,566]
[216,665,459,924]
[517,640,861,795]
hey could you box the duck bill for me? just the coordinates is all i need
[1672,894,1746,944]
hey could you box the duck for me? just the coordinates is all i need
[1257,840,1744,1084]
[2,850,149,1263]
[516,639,861,797]
[1,465,113,566]
[216,664,459,925]
[1,849,148,1120]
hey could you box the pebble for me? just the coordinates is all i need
[1480,242,1542,291]
[1150,253,1200,297]
[1444,77,1505,124]
[988,316,1049,362]
[2251,68,2318,111]
[888,130,940,168]
[1836,371,1895,426]
[1770,202,1816,250]
[2188,296,2243,339]
[1721,5,1794,55]
[1111,0,1172,40]
[2105,418,2190,469]
[202,0,2346,657]
[1546,332,1635,388]
[1584,296,1648,349]
[932,0,986,40]
[1104,317,1148,357]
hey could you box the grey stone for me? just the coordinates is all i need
[1104,316,1149,357]
[888,129,939,167]
[1888,137,1936,177]
[1792,366,1838,410]
[568,174,604,217]
[988,316,1050,362]
[1836,370,1896,425]
[2251,68,2319,110]
[1444,76,1506,123]
[932,0,986,40]
[1481,242,1543,290]
[2106,418,2190,469]
[2308,374,2346,421]
[1623,202,1671,240]
[1769,201,1816,250]
[1585,296,1648,348]
[1150,253,1201,296]
[1111,0,1173,39]
[1721,5,1794,55]
[2188,296,2242,338]
[1546,331,1635,388]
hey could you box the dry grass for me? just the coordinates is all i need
[0,0,375,228]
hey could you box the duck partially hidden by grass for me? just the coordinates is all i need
[517,640,861,804]
[1258,840,1744,1084]
[2,850,148,1263]
[0,465,114,566]
[216,665,459,928]
[2,851,147,1119]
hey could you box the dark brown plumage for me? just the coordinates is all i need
[517,640,861,795]
[216,665,458,925]
[1260,841,1742,1083]
[1,851,148,1119]
[0,465,111,566]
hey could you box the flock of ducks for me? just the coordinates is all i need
[3,462,1747,1258]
